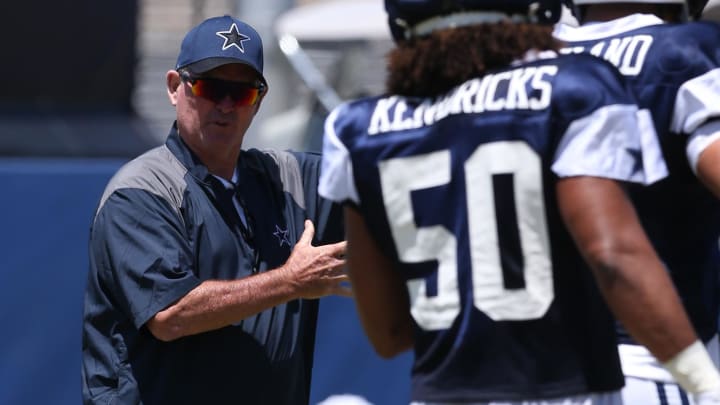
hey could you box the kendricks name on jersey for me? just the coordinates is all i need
[368,65,558,135]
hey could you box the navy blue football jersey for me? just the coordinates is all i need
[319,53,667,402]
[556,14,720,344]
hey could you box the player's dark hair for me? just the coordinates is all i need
[385,21,561,98]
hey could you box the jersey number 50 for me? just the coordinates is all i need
[379,141,555,331]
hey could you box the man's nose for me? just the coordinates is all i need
[215,95,237,112]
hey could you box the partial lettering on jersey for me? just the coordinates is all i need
[560,35,652,76]
[368,66,557,136]
[554,14,663,77]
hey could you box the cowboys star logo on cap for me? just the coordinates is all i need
[216,23,251,53]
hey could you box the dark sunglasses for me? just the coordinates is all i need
[180,71,266,107]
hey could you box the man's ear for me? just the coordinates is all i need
[167,70,182,106]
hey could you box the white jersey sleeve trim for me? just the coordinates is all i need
[687,119,720,174]
[672,68,720,135]
[552,105,668,185]
[319,105,360,205]
[636,108,669,184]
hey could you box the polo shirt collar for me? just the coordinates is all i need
[165,122,271,189]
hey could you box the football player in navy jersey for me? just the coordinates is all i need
[554,1,720,403]
[319,0,720,404]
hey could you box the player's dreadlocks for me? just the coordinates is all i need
[386,21,560,98]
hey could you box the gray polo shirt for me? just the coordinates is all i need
[82,124,344,405]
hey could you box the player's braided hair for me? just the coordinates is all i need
[385,21,561,98]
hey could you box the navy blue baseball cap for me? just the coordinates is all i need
[176,15,267,85]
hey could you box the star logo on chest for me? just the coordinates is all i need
[273,225,292,247]
[216,23,250,52]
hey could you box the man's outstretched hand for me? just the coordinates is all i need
[283,220,352,299]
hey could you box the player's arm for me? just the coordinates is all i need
[557,176,692,359]
[148,220,350,341]
[343,205,414,358]
[557,176,720,394]
[317,104,413,357]
[689,119,720,198]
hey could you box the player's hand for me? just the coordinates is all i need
[283,220,351,299]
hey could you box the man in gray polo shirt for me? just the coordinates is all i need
[82,15,350,405]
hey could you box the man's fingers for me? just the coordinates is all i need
[297,219,315,246]
[327,240,347,256]
[328,260,347,273]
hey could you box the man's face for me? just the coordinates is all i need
[168,63,265,161]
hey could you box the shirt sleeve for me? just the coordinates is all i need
[687,119,720,174]
[319,104,361,205]
[90,188,201,329]
[552,106,668,185]
[550,57,668,185]
[672,68,720,135]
